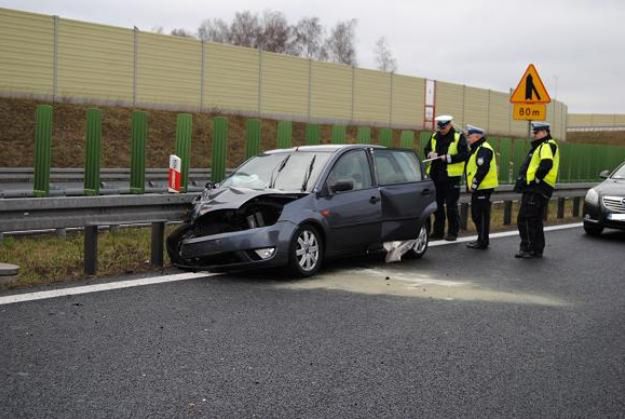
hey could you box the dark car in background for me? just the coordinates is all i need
[167,144,437,276]
[583,161,625,236]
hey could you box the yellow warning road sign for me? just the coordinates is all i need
[513,104,546,121]
[510,64,551,104]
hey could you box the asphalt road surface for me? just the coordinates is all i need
[1,227,624,418]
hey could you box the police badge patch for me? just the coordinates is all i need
[477,157,484,166]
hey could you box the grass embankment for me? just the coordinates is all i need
[0,201,582,290]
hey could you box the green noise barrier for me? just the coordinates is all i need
[305,124,321,145]
[130,111,148,194]
[212,117,228,183]
[245,119,261,159]
[331,125,346,144]
[357,126,371,144]
[175,113,193,192]
[400,130,415,149]
[33,105,53,197]
[418,131,432,160]
[378,128,392,147]
[83,108,102,195]
[277,121,292,149]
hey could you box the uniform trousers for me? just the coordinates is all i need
[517,191,549,255]
[471,189,493,246]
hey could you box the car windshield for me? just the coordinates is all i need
[220,151,332,192]
[611,164,625,179]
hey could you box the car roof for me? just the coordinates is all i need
[264,144,387,154]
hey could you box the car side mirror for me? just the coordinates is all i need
[330,179,354,193]
[599,170,610,179]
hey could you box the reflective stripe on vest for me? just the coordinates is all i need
[466,141,499,190]
[526,139,559,187]
[426,132,464,177]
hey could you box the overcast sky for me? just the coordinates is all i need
[3,0,624,114]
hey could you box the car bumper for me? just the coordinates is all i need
[583,202,625,231]
[176,221,297,271]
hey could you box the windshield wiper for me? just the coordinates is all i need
[269,154,291,189]
[301,155,317,191]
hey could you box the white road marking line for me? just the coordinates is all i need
[430,222,582,246]
[1,223,583,306]
[0,272,214,306]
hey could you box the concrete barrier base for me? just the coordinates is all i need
[0,263,19,285]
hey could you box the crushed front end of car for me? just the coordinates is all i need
[167,187,305,272]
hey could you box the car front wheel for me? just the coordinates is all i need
[583,222,603,237]
[288,225,323,277]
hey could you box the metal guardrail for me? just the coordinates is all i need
[0,184,592,275]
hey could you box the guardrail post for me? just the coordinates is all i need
[331,125,346,144]
[84,108,102,196]
[357,126,371,144]
[212,117,228,183]
[175,113,193,192]
[378,128,392,147]
[55,228,66,239]
[557,197,565,219]
[150,221,165,268]
[503,201,513,225]
[460,203,469,230]
[84,224,98,275]
[245,119,261,159]
[277,121,292,149]
[305,124,321,145]
[130,111,148,194]
[573,197,581,217]
[34,105,53,197]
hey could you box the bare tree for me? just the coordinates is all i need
[324,19,357,66]
[197,18,230,43]
[257,10,291,53]
[229,11,261,48]
[291,17,325,59]
[170,28,195,38]
[374,37,397,72]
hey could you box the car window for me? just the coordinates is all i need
[327,150,372,191]
[374,150,422,185]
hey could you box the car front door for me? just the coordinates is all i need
[373,149,435,241]
[318,149,382,255]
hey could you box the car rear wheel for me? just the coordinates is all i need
[288,225,323,277]
[583,222,603,236]
[407,222,429,259]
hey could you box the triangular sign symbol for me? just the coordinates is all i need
[510,64,551,104]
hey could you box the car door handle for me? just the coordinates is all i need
[369,196,381,204]
[421,188,433,196]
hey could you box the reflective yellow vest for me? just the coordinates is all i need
[526,138,559,187]
[426,132,465,177]
[466,141,499,190]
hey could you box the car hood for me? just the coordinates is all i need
[198,187,306,211]
[595,179,625,196]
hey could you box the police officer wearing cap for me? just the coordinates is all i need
[514,121,560,258]
[424,115,469,241]
[464,125,499,249]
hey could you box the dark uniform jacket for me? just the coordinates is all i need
[515,134,557,197]
[423,127,469,181]
[467,137,494,192]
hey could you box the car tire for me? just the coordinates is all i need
[288,224,323,277]
[406,222,429,259]
[583,222,603,237]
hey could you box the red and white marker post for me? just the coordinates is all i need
[168,154,182,193]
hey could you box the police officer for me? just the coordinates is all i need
[514,121,560,258]
[464,125,499,249]
[424,115,469,241]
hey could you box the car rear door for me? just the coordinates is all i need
[318,149,382,255]
[373,149,435,241]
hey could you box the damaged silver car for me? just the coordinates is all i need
[167,144,437,277]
